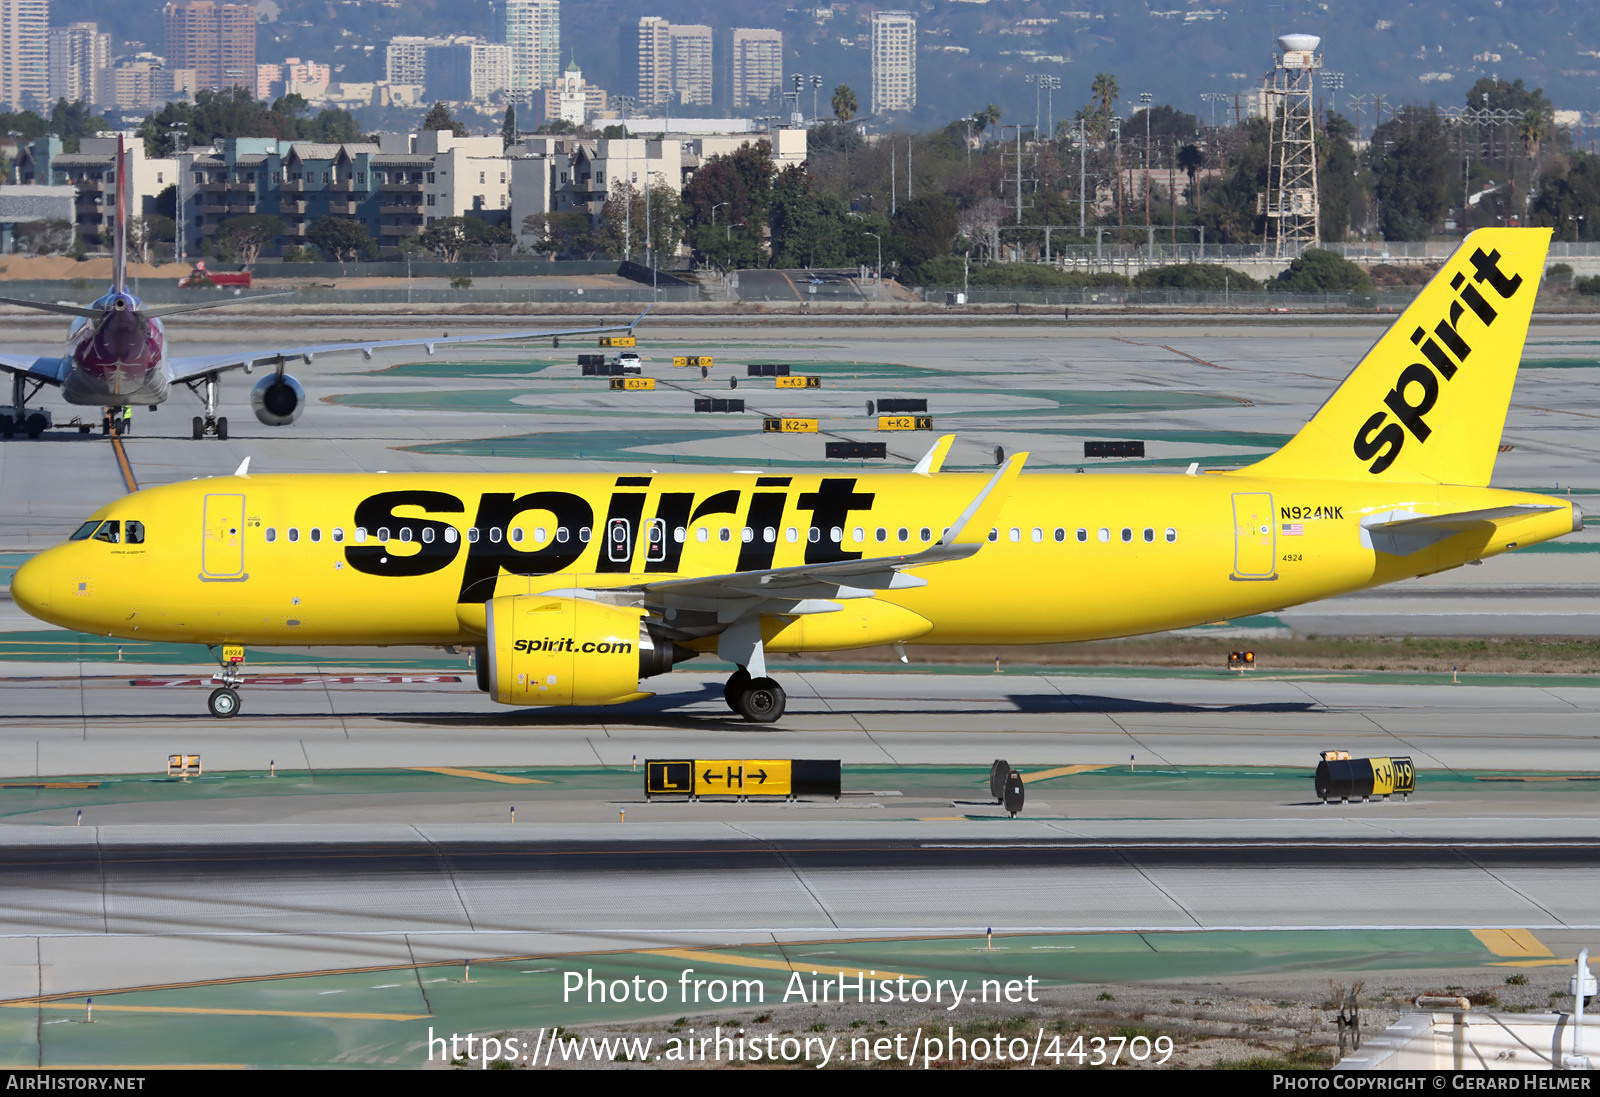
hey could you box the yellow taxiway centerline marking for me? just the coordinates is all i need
[411,767,549,784]
[4,1003,428,1021]
[643,948,915,981]
[1022,765,1113,783]
[1471,928,1555,958]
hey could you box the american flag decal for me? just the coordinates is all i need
[1282,522,1304,536]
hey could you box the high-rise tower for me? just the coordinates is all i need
[164,1,256,93]
[870,11,915,115]
[0,0,49,111]
[506,0,559,97]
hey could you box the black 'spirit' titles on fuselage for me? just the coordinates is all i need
[1353,247,1525,475]
[340,479,879,602]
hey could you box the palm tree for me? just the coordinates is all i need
[1091,73,1119,117]
[1519,109,1548,192]
[1177,143,1204,210]
[832,84,858,123]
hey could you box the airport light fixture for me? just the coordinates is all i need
[1140,93,1153,230]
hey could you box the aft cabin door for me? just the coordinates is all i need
[1230,492,1277,581]
[200,493,247,581]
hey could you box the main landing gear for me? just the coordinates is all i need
[184,372,228,440]
[723,668,786,723]
[207,645,246,718]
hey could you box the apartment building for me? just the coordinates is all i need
[730,28,781,111]
[0,0,48,111]
[636,17,711,109]
[164,0,256,93]
[48,21,110,108]
[506,0,559,97]
[871,10,916,115]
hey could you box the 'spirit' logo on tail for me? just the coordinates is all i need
[1353,248,1525,474]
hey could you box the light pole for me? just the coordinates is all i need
[171,120,188,262]
[1139,92,1152,234]
[1026,74,1043,137]
[810,75,823,124]
[1200,91,1225,131]
[711,201,728,269]
[1041,75,1060,140]
[863,230,881,298]
[1322,71,1345,119]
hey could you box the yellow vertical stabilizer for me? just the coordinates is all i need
[1240,228,1550,486]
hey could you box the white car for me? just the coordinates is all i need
[617,351,643,374]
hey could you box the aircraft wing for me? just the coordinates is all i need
[547,454,1029,672]
[0,354,69,385]
[165,308,652,386]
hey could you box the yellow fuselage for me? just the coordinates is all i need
[12,469,1577,652]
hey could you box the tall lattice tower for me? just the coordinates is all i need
[1261,33,1321,257]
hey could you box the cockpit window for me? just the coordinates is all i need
[124,521,145,544]
[69,521,101,541]
[91,521,121,543]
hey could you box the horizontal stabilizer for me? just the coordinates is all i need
[138,293,296,318]
[1361,504,1559,556]
[0,296,103,319]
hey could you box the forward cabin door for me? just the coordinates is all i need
[1230,492,1277,581]
[200,493,247,581]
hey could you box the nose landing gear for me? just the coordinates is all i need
[206,644,246,718]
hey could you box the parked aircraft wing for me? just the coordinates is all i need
[166,307,653,384]
[0,354,70,385]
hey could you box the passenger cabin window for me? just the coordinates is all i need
[1144,528,1155,543]
[309,528,322,543]
[287,528,300,543]
[1077,529,1088,542]
[467,528,480,543]
[92,521,120,543]
[353,528,368,543]
[265,528,278,543]
[331,528,344,543]
[1166,528,1177,543]
[1098,528,1110,543]
[511,528,524,544]
[1121,528,1133,543]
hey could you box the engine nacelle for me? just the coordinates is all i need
[251,373,306,426]
[484,595,695,706]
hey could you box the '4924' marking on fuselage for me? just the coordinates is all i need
[1281,505,1344,520]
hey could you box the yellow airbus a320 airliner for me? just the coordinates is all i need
[10,228,1580,721]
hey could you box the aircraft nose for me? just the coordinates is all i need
[10,552,72,627]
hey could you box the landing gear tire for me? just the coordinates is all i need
[734,677,785,723]
[192,416,204,440]
[216,417,228,441]
[207,687,241,718]
[723,668,751,712]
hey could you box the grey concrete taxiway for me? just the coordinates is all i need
[0,313,1598,1009]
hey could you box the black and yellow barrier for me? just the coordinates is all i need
[645,758,841,800]
[748,363,791,377]
[826,441,886,459]
[1085,440,1145,458]
[672,355,713,368]
[763,417,818,433]
[878,415,932,431]
[694,397,745,413]
[599,335,636,348]
[609,377,655,391]
[776,375,821,389]
[876,397,928,414]
[1314,755,1415,802]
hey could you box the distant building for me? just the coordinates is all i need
[730,28,781,112]
[635,16,712,110]
[48,22,111,108]
[385,36,445,87]
[424,39,511,103]
[534,56,605,128]
[871,10,916,115]
[164,1,256,93]
[112,59,197,111]
[15,135,178,249]
[257,57,329,101]
[0,0,49,111]
[506,0,560,98]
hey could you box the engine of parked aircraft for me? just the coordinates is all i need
[251,374,306,426]
[481,594,696,706]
